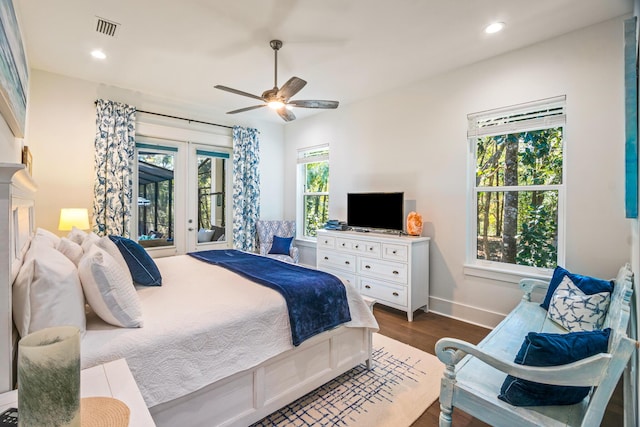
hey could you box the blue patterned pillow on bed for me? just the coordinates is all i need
[109,235,162,286]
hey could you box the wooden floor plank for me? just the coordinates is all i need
[373,305,624,427]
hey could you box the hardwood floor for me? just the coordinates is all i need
[372,304,625,427]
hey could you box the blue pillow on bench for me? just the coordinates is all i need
[498,328,611,406]
[540,266,613,311]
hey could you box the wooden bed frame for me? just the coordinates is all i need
[0,162,373,426]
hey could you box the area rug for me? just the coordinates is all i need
[252,333,445,427]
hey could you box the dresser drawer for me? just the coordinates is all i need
[382,243,408,262]
[358,257,407,284]
[317,250,356,273]
[363,242,381,258]
[317,235,336,249]
[335,237,367,253]
[319,267,356,287]
[359,277,407,307]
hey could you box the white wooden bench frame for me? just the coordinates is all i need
[436,264,636,427]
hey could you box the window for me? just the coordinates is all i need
[467,96,566,274]
[297,145,329,238]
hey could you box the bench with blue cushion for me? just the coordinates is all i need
[436,263,636,427]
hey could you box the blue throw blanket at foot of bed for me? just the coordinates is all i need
[188,249,351,346]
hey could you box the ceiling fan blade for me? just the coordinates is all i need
[214,85,264,102]
[288,100,339,109]
[277,77,307,101]
[226,104,266,114]
[277,107,296,122]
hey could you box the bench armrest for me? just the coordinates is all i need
[519,278,550,302]
[435,337,610,387]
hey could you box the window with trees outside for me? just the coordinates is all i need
[297,145,329,238]
[468,96,566,274]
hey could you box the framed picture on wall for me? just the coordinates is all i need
[624,17,638,219]
[0,0,28,137]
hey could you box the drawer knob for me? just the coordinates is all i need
[324,256,329,260]
[369,247,373,251]
[393,270,399,275]
[365,265,371,269]
[342,243,346,247]
[355,245,359,249]
[365,285,371,289]
[393,250,397,254]
[345,261,350,265]
[393,292,399,297]
[324,240,328,244]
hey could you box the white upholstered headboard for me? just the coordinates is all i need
[0,163,36,393]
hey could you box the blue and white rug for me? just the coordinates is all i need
[252,333,444,427]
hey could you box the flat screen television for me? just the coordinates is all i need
[347,192,404,231]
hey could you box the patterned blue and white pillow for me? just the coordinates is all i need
[547,276,610,332]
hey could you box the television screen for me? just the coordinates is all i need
[347,192,404,231]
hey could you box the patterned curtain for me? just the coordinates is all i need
[93,99,136,237]
[232,126,261,251]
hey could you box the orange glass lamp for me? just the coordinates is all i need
[58,208,90,231]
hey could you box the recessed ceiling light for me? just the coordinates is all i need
[91,49,106,60]
[484,22,505,34]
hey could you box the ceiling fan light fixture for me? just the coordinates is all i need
[268,100,285,109]
[214,39,339,122]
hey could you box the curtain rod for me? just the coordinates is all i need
[137,110,233,130]
[94,101,233,129]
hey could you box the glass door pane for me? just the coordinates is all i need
[195,152,227,245]
[137,150,175,248]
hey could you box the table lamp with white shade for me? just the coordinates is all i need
[58,208,90,231]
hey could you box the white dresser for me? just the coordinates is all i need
[316,229,430,321]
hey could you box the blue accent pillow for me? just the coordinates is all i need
[540,266,613,310]
[109,235,162,286]
[268,235,293,256]
[498,328,611,406]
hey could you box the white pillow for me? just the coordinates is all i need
[548,275,611,332]
[78,245,143,328]
[56,237,83,266]
[81,232,100,253]
[67,226,87,245]
[33,227,61,248]
[12,244,86,337]
[197,228,214,243]
[95,236,132,281]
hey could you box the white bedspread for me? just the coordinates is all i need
[81,254,379,407]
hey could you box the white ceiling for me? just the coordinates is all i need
[15,0,633,124]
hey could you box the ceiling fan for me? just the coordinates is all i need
[214,40,339,122]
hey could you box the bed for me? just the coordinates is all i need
[0,163,379,427]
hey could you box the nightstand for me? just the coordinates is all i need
[0,358,155,426]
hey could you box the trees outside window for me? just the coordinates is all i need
[297,145,329,238]
[469,97,565,271]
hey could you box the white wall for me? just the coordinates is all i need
[285,17,631,327]
[19,69,284,234]
[0,118,22,165]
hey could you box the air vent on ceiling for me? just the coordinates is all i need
[95,17,118,37]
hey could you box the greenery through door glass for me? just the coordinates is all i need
[137,151,175,247]
[475,128,562,268]
[197,154,226,239]
[303,160,329,237]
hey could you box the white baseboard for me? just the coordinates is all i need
[428,296,505,330]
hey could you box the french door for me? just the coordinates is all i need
[133,137,231,256]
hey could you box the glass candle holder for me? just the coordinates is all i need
[18,326,81,427]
